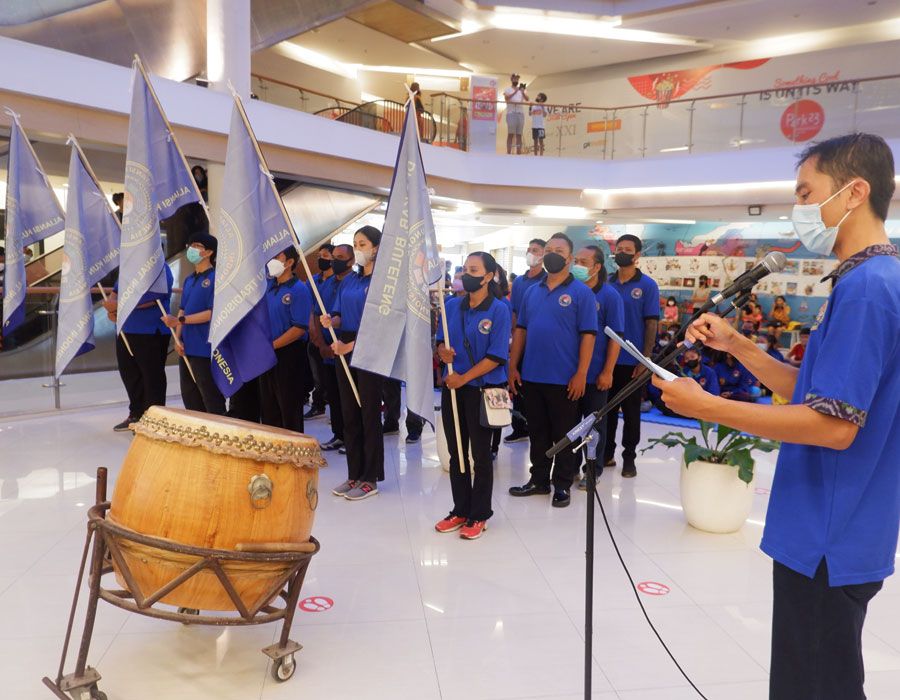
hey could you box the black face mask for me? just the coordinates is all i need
[331,259,350,275]
[462,273,487,293]
[614,252,635,267]
[317,258,332,272]
[686,359,700,370]
[542,252,568,274]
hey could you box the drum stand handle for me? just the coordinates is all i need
[235,541,317,554]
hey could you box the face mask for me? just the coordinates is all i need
[542,252,568,274]
[614,252,635,267]
[331,259,350,275]
[791,180,856,256]
[757,343,769,352]
[185,247,203,265]
[462,273,487,293]
[686,359,700,370]
[317,258,332,272]
[658,340,670,348]
[571,264,590,282]
[355,249,372,267]
[667,300,676,306]
[526,252,543,268]
[266,259,286,278]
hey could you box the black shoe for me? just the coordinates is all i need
[508,481,551,497]
[405,432,421,444]
[603,458,616,468]
[622,458,637,478]
[383,423,400,435]
[113,417,136,432]
[304,406,326,420]
[321,437,344,451]
[491,449,498,461]
[552,489,571,508]
[503,429,529,443]
[338,446,347,455]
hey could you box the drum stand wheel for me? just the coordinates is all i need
[42,468,319,698]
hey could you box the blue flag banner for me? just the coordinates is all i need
[208,101,283,398]
[2,114,65,333]
[55,141,121,377]
[116,60,199,335]
[351,102,443,424]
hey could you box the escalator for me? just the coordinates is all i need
[0,181,381,380]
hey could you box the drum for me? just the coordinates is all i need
[108,407,325,611]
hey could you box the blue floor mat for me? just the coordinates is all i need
[640,397,772,430]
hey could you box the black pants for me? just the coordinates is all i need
[442,386,493,521]
[383,378,426,435]
[259,341,308,433]
[337,350,384,483]
[523,381,581,490]
[511,362,529,433]
[180,355,226,415]
[116,332,168,420]
[579,385,608,466]
[307,342,327,410]
[604,363,642,462]
[322,361,344,440]
[227,380,260,423]
[771,559,883,700]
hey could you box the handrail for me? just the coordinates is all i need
[251,73,361,107]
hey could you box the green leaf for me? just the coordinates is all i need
[727,449,755,485]
[683,440,714,466]
[698,421,713,449]
[716,422,738,449]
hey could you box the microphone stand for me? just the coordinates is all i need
[558,285,753,700]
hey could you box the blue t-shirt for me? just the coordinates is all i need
[266,277,312,342]
[766,347,786,363]
[331,271,372,334]
[761,250,900,586]
[307,272,337,316]
[114,264,173,335]
[682,363,720,396]
[609,269,660,366]
[436,295,511,386]
[714,361,754,393]
[588,282,625,384]
[517,275,599,385]
[180,267,215,358]
[510,269,546,317]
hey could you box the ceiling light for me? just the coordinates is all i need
[584,180,797,196]
[659,146,690,153]
[532,205,588,219]
[642,218,696,225]
[274,42,357,80]
[455,202,481,215]
[778,216,789,220]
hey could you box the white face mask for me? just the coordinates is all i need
[266,259,286,278]
[354,249,373,267]
[791,180,856,256]
[526,252,543,268]
[757,343,769,352]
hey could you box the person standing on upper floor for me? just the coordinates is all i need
[508,232,598,508]
[161,233,224,415]
[434,252,511,540]
[530,92,547,156]
[505,238,546,444]
[503,73,528,155]
[604,234,660,478]
[321,226,386,501]
[259,247,313,433]
[104,254,174,431]
[304,244,334,422]
[573,244,623,490]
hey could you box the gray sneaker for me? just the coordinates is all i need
[345,482,378,500]
[331,479,357,497]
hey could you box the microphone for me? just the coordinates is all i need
[710,251,787,305]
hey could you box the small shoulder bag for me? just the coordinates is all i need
[459,304,512,428]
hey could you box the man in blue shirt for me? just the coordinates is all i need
[508,233,598,507]
[714,353,758,401]
[604,234,660,477]
[650,346,719,418]
[573,244,623,490]
[259,247,313,433]
[655,133,900,700]
[303,244,334,420]
[105,255,174,431]
[505,237,546,443]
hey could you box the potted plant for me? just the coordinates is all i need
[642,421,779,534]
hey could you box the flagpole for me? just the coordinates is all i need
[155,299,196,382]
[68,135,134,357]
[229,90,362,408]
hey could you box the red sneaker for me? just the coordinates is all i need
[435,514,467,533]
[459,520,487,540]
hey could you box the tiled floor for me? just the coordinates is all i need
[1,387,899,699]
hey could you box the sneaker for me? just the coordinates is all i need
[345,482,378,500]
[622,458,637,478]
[460,520,487,540]
[321,437,344,451]
[304,406,326,420]
[503,429,529,443]
[382,423,400,435]
[435,514,467,533]
[640,400,652,413]
[577,475,599,491]
[113,416,136,432]
[331,479,357,497]
[338,446,347,455]
[508,481,551,497]
[405,432,421,444]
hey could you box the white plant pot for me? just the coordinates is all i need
[679,458,756,534]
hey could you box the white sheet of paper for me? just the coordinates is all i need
[604,327,678,382]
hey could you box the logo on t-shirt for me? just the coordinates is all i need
[699,378,707,387]
[282,293,292,305]
[558,294,572,307]
[478,319,493,335]
[631,288,643,299]
[812,301,828,331]
[201,278,211,288]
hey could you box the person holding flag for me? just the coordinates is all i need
[2,112,65,337]
[55,138,122,380]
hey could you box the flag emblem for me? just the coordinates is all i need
[202,278,211,288]
[559,294,572,307]
[631,288,643,299]
[282,293,292,305]
[478,319,493,334]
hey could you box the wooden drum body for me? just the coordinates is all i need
[108,407,325,611]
